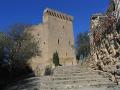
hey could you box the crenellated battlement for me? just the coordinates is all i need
[44,8,73,21]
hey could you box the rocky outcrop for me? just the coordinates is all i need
[84,29,120,81]
[84,0,120,85]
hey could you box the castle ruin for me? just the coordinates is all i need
[28,8,76,72]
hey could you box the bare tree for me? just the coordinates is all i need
[76,32,90,60]
[8,24,41,71]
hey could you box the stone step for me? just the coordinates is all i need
[17,77,41,84]
[40,83,116,90]
[54,70,95,74]
[53,74,103,78]
[41,79,112,86]
[54,65,81,68]
[7,81,41,90]
[15,74,105,83]
[53,71,99,75]
[39,87,107,90]
[40,86,119,90]
[54,69,97,72]
[54,69,91,73]
[54,67,92,72]
[54,67,91,70]
[5,65,118,90]
[41,81,116,86]
[55,65,87,69]
[14,77,110,86]
[53,74,100,78]
[7,76,110,88]
[10,77,111,87]
[6,77,41,90]
[40,84,116,90]
[8,81,116,90]
[39,75,105,81]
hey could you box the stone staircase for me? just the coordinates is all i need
[6,65,119,90]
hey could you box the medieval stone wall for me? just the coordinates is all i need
[27,8,76,75]
[43,9,76,65]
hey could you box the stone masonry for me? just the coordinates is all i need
[27,8,76,75]
[6,65,117,90]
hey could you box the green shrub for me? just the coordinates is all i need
[44,65,53,76]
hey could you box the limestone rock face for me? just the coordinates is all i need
[85,25,120,84]
[84,0,120,84]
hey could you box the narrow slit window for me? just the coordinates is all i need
[69,40,70,45]
[66,53,67,56]
[58,39,59,44]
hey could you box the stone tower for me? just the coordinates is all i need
[28,8,76,70]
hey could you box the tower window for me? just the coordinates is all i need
[58,39,59,44]
[63,26,64,29]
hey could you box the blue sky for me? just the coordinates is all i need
[0,0,109,39]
